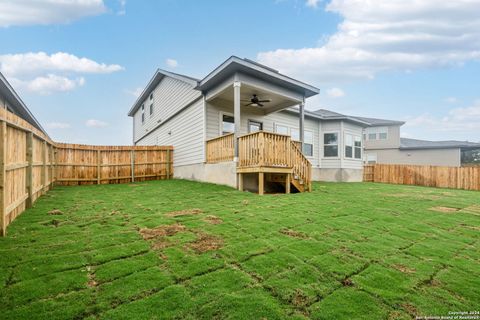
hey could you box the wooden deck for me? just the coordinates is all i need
[206,131,312,194]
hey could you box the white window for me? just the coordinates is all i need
[141,104,145,124]
[221,114,234,135]
[290,128,299,141]
[354,136,362,159]
[275,124,288,135]
[366,153,377,164]
[323,133,338,157]
[149,93,153,100]
[365,127,388,140]
[345,134,353,158]
[248,120,263,133]
[303,130,314,157]
[149,103,154,116]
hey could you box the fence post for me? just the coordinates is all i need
[97,150,101,185]
[166,149,170,179]
[25,131,33,208]
[131,149,135,183]
[0,121,7,236]
[41,140,47,193]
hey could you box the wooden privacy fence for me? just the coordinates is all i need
[55,143,172,186]
[0,108,173,236]
[364,164,480,191]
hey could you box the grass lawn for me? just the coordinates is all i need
[0,180,479,319]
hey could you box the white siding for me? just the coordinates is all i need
[320,121,364,170]
[133,76,201,143]
[137,99,205,166]
[206,102,320,167]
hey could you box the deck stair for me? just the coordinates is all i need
[237,131,312,194]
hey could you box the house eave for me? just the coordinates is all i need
[0,72,49,137]
[196,56,320,98]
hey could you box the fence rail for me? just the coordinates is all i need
[0,108,173,236]
[364,164,480,191]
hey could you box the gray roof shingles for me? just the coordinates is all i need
[399,138,480,150]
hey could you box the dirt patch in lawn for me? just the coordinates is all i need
[139,224,186,240]
[203,215,223,225]
[165,208,203,217]
[461,205,480,215]
[186,233,223,253]
[341,278,354,287]
[280,228,309,239]
[48,209,64,215]
[401,303,418,316]
[86,266,97,287]
[430,206,461,213]
[291,289,309,307]
[392,264,416,274]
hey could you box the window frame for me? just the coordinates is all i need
[354,135,362,159]
[303,130,314,157]
[344,133,354,159]
[275,123,289,135]
[149,103,154,117]
[248,119,263,133]
[141,104,145,124]
[323,131,339,158]
[219,112,235,136]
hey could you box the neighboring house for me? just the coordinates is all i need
[0,72,48,136]
[328,111,480,167]
[128,56,371,193]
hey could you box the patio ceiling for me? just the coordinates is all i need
[207,82,300,115]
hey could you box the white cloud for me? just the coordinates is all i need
[127,87,143,98]
[326,87,345,98]
[166,59,178,68]
[404,100,480,137]
[306,0,321,8]
[26,74,85,95]
[0,0,107,27]
[85,119,108,127]
[46,122,71,129]
[0,52,123,77]
[0,52,123,94]
[258,0,480,84]
[117,0,126,15]
[445,97,458,103]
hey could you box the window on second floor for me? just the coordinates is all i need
[141,104,145,123]
[149,103,154,116]
[149,93,153,100]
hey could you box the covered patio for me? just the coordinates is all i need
[197,57,319,193]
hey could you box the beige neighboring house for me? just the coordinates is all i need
[349,115,480,167]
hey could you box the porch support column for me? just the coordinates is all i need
[233,81,241,162]
[299,98,305,151]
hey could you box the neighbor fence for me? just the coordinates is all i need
[364,164,480,191]
[0,108,173,236]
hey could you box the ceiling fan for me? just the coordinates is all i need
[242,94,271,107]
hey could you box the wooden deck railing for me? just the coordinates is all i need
[206,133,234,163]
[290,141,312,190]
[238,131,311,189]
[238,131,291,168]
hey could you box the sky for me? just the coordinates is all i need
[0,0,479,144]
